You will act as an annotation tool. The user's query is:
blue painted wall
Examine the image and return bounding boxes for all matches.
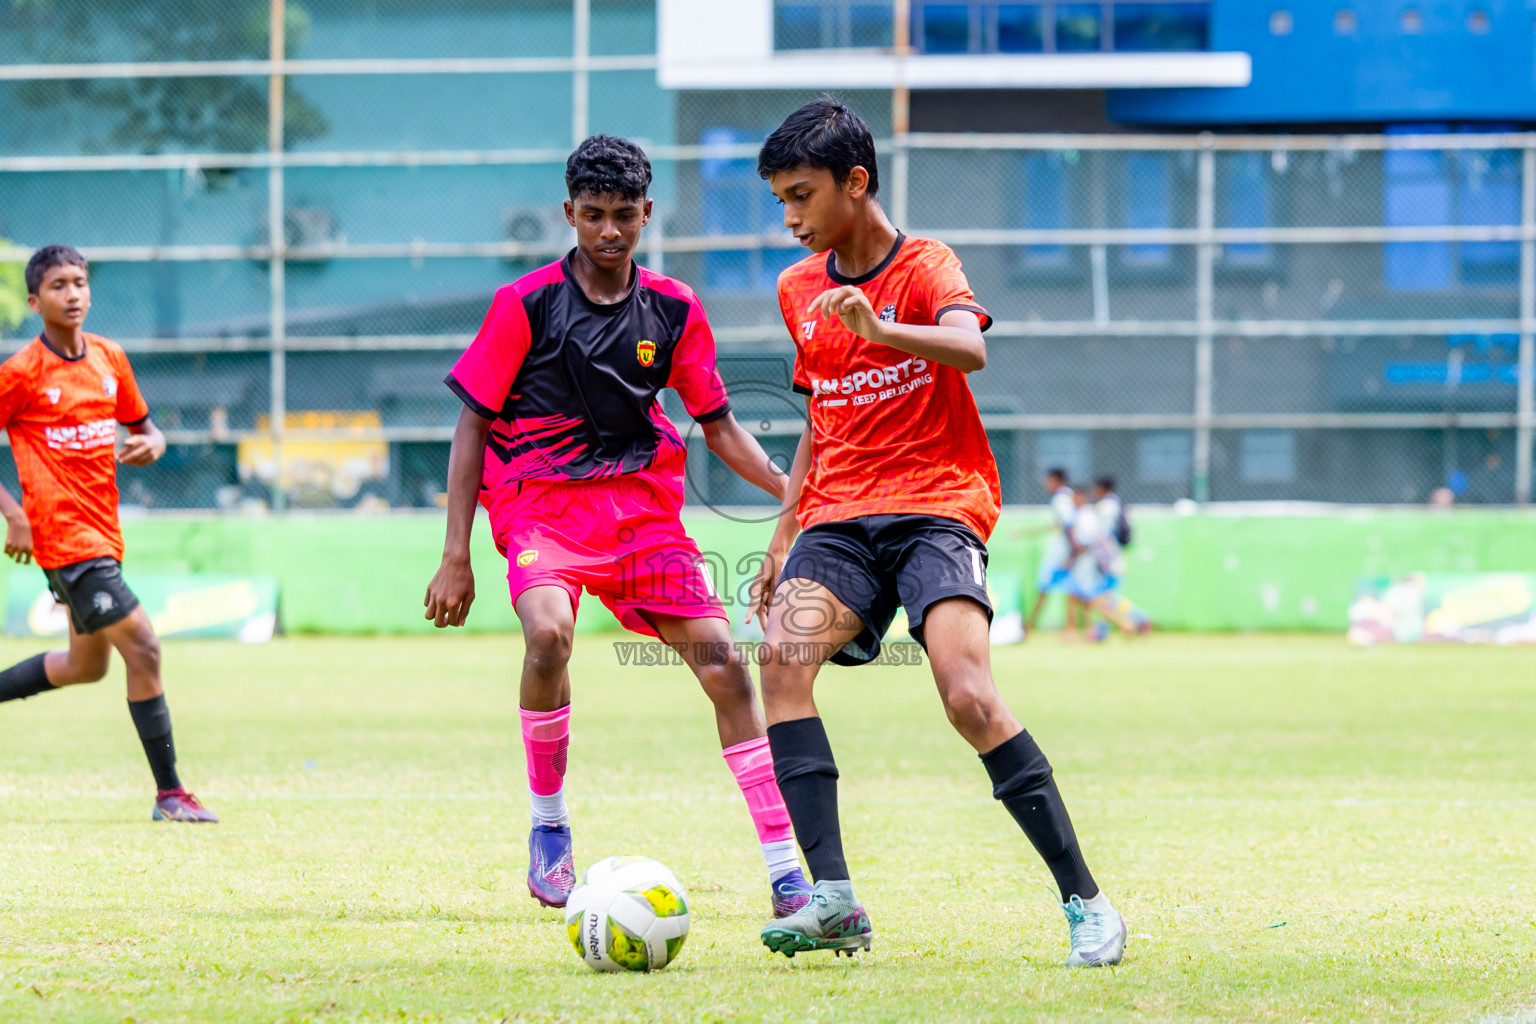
[1109,0,1536,125]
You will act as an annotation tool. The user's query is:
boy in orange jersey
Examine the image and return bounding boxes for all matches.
[0,245,217,823]
[748,100,1122,964]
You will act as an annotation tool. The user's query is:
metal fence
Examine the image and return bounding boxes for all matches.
[1,1,1532,510]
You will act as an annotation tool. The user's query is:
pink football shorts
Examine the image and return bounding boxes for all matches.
[491,474,726,638]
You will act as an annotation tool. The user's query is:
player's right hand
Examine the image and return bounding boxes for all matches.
[746,547,785,632]
[424,554,475,628]
[3,515,33,565]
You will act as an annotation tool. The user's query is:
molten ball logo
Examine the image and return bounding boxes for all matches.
[636,339,656,367]
[517,550,539,567]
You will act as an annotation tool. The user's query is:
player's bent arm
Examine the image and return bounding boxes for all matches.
[0,482,33,565]
[810,288,986,372]
[700,412,788,502]
[871,309,987,373]
[425,406,491,628]
[117,417,166,467]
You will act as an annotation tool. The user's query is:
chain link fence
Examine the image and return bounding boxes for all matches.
[2,1,1532,511]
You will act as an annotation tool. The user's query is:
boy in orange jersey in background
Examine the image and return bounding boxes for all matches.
[0,245,217,823]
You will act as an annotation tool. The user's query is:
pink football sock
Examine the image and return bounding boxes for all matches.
[521,705,571,826]
[723,736,794,846]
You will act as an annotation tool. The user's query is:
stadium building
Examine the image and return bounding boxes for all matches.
[2,1,1533,509]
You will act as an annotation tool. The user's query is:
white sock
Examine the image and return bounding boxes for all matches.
[762,840,800,883]
[530,787,569,828]
[1081,890,1114,913]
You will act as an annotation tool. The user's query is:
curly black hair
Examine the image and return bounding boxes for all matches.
[757,97,879,196]
[25,244,88,294]
[565,134,652,202]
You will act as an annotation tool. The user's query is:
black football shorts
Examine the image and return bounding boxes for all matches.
[779,513,993,666]
[43,557,141,635]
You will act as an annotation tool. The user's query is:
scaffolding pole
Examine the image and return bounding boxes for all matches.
[1192,140,1216,503]
[573,0,591,146]
[1519,143,1536,504]
[268,0,287,512]
[889,0,911,231]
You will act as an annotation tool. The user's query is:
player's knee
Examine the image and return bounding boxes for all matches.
[940,679,1002,736]
[523,621,573,669]
[695,659,752,708]
[63,648,111,685]
[118,629,160,677]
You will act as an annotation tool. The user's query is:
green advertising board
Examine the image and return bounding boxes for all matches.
[4,570,280,642]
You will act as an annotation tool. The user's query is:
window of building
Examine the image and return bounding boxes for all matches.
[996,4,1046,51]
[1221,151,1273,268]
[1020,152,1071,268]
[1136,431,1191,484]
[911,2,1209,54]
[1384,125,1520,293]
[700,127,799,292]
[1239,430,1296,483]
[1055,3,1103,49]
[1459,148,1520,285]
[1036,430,1092,483]
[1112,2,1210,51]
[1123,152,1171,268]
[774,1,893,50]
[919,3,974,51]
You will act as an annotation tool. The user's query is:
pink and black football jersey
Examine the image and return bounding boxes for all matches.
[446,253,730,500]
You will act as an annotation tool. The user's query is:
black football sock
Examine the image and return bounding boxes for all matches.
[767,717,850,882]
[0,654,54,703]
[128,695,182,792]
[981,729,1099,902]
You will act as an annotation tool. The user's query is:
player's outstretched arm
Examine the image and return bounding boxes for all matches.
[701,412,787,502]
[808,286,986,372]
[424,405,491,628]
[0,483,33,564]
[747,413,812,630]
[117,417,166,466]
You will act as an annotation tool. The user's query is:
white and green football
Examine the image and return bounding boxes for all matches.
[564,855,690,972]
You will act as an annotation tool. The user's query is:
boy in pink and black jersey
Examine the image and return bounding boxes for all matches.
[424,135,809,916]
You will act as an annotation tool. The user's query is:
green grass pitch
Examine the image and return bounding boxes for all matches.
[0,633,1532,1023]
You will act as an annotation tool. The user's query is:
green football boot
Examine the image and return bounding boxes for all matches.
[760,879,873,958]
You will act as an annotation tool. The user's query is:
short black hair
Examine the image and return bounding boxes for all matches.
[26,244,87,294]
[565,134,651,202]
[1095,475,1117,492]
[1045,467,1068,484]
[757,97,879,196]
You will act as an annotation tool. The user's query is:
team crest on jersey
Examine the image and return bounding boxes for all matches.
[636,339,656,367]
[44,388,61,405]
[801,320,816,341]
[101,375,118,398]
[516,549,539,567]
[878,303,897,323]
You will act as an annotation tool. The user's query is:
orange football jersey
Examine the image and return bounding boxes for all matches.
[0,333,149,568]
[778,234,1002,541]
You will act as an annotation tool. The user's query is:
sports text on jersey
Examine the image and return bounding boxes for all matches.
[44,417,117,450]
[809,357,934,407]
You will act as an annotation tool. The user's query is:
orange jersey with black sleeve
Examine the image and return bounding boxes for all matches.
[778,234,1002,541]
[0,334,150,568]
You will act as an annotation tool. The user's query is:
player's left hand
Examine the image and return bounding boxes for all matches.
[808,285,883,342]
[117,432,164,466]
